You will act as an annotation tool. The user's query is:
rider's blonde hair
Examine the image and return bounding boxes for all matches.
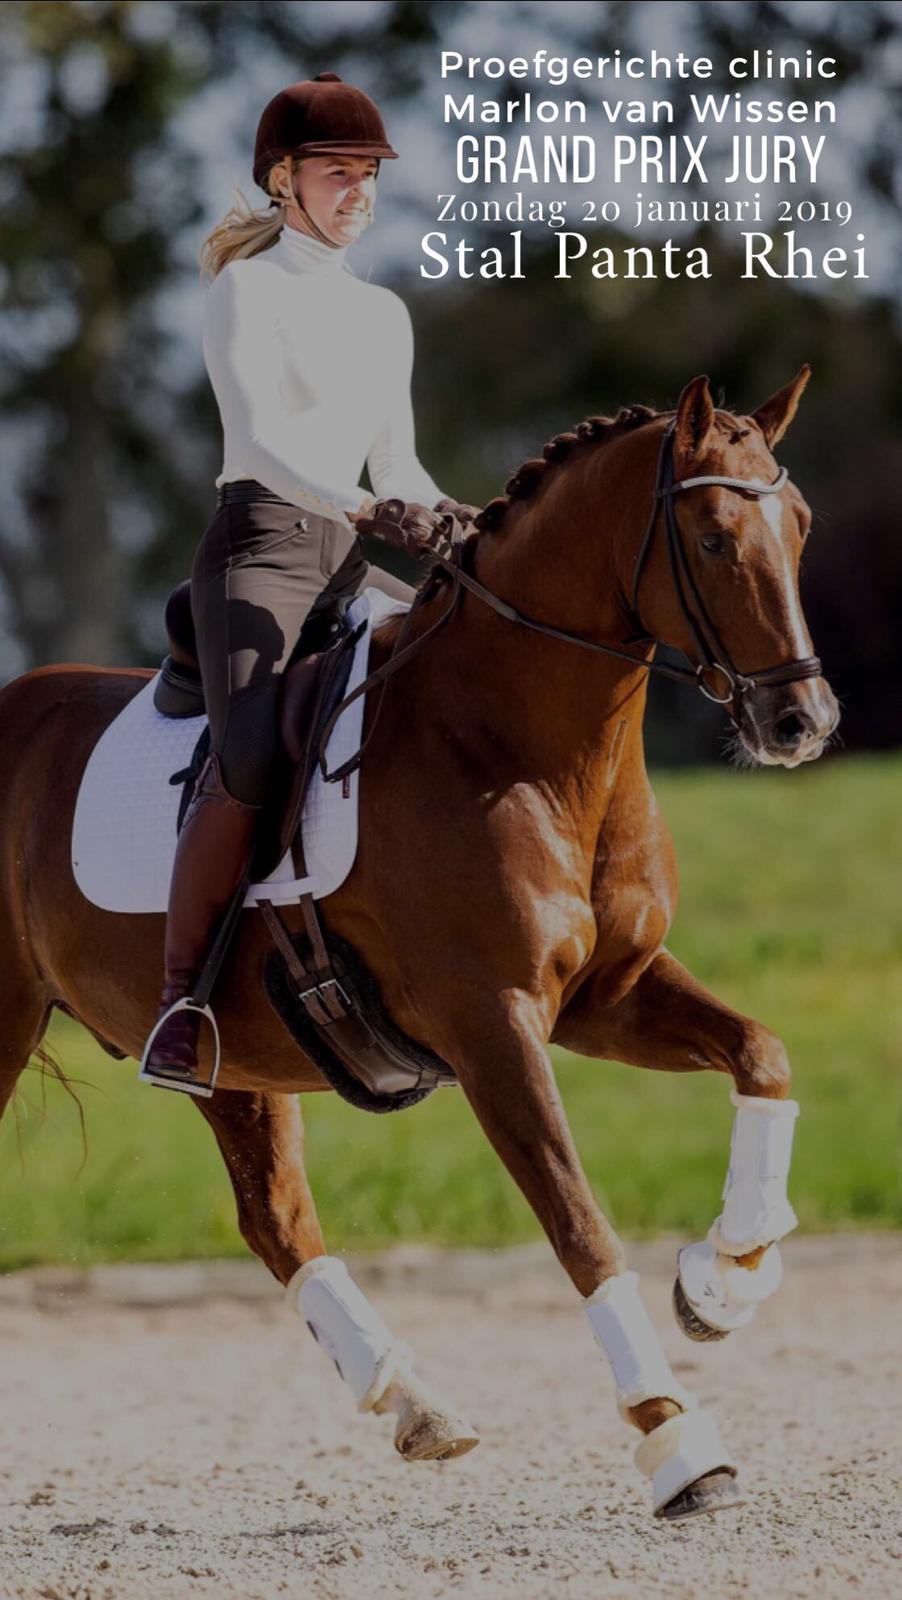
[199,155,332,281]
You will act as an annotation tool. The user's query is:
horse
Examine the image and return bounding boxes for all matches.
[0,370,838,1521]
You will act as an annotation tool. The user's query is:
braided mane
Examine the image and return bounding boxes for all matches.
[473,404,661,534]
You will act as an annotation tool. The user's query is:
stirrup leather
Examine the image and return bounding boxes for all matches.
[138,994,222,1099]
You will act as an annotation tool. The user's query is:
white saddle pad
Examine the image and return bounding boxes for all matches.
[72,588,405,914]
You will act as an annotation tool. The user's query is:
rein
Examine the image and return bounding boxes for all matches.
[319,425,821,783]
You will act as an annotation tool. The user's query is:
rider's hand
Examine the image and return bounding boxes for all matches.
[433,497,480,530]
[355,498,459,560]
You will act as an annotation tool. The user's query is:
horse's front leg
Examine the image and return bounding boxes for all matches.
[195,1088,477,1462]
[555,948,800,1341]
[440,993,740,1520]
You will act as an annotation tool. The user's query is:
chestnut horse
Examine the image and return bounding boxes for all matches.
[0,373,837,1520]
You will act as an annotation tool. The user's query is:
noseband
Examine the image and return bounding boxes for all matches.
[627,423,821,705]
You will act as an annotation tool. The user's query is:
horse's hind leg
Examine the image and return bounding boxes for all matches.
[195,1089,478,1462]
[555,947,799,1341]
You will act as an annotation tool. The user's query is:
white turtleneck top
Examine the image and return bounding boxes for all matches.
[202,227,444,522]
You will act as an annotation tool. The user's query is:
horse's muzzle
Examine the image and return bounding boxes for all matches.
[736,677,840,768]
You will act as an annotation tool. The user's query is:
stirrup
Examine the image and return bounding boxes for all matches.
[138,995,221,1099]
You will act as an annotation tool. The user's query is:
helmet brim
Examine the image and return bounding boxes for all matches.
[294,141,399,160]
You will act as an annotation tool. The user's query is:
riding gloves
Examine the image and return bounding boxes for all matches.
[355,497,477,561]
[433,496,481,530]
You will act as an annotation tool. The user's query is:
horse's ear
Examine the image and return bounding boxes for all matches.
[751,364,811,448]
[673,375,715,461]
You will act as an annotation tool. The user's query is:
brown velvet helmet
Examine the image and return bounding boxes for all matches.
[253,72,398,191]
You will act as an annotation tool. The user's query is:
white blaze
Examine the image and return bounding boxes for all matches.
[759,493,833,731]
[759,493,810,659]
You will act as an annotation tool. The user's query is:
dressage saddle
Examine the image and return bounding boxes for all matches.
[150,578,455,1112]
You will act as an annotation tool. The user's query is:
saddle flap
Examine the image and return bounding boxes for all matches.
[248,625,360,884]
[279,655,327,765]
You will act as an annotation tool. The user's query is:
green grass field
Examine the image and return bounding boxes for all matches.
[1,753,899,1270]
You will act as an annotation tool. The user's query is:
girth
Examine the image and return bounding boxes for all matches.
[258,896,456,1112]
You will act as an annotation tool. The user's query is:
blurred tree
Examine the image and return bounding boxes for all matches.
[0,0,899,763]
[0,0,458,666]
[0,0,207,663]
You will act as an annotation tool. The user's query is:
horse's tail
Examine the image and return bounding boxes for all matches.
[19,1026,89,1169]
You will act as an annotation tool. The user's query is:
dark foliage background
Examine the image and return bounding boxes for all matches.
[1,0,899,762]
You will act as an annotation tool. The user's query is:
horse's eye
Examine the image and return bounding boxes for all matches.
[700,531,727,556]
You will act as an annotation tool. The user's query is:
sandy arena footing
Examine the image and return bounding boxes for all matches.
[0,1235,899,1599]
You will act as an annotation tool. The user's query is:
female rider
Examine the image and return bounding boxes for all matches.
[142,74,476,1089]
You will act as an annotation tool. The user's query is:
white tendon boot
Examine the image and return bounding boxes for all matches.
[585,1271,740,1519]
[288,1256,479,1462]
[676,1091,799,1338]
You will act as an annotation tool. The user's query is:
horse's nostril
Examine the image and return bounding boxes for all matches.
[773,711,812,746]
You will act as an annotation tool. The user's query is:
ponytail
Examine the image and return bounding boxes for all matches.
[199,181,284,282]
[199,154,351,280]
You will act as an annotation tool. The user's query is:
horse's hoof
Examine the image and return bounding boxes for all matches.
[377,1367,480,1462]
[672,1276,730,1342]
[656,1468,743,1522]
[394,1408,480,1462]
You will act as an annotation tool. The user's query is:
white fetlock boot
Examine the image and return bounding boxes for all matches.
[635,1410,742,1521]
[288,1256,479,1462]
[675,1092,799,1340]
[585,1271,741,1521]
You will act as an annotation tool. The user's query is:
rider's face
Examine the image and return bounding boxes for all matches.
[293,154,378,245]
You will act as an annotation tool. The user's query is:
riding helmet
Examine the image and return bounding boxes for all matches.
[253,72,398,191]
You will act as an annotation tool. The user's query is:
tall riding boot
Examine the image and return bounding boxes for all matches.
[142,752,259,1091]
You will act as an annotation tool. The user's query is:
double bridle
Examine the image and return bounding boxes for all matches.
[319,424,822,784]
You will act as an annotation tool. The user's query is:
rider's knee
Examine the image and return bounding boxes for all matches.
[216,695,280,809]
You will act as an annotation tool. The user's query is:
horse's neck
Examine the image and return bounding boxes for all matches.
[439,464,653,808]
[474,460,632,649]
